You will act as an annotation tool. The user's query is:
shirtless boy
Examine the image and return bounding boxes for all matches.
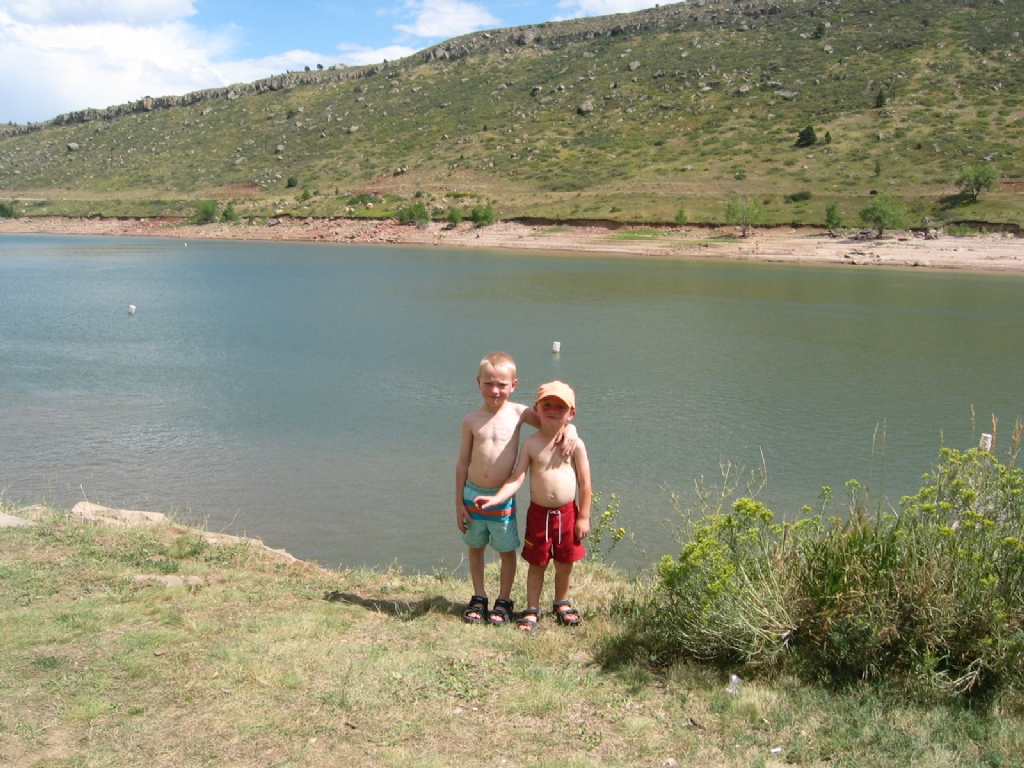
[456,353,575,626]
[473,380,591,632]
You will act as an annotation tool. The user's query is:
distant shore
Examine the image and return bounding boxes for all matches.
[3,216,1023,272]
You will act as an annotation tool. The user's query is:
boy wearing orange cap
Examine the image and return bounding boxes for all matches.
[474,380,592,631]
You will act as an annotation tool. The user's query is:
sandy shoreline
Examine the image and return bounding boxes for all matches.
[2,216,1023,272]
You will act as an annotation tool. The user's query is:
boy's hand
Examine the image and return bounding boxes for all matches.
[473,495,497,510]
[456,504,472,533]
[575,516,590,541]
[556,423,579,457]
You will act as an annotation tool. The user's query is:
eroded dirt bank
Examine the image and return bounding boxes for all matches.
[2,216,1022,272]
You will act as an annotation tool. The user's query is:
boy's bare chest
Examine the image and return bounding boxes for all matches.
[534,445,573,473]
[473,415,520,447]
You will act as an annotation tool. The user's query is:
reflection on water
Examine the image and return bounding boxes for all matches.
[2,234,1022,571]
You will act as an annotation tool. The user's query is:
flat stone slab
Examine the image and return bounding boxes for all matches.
[69,501,303,564]
[70,501,168,526]
[0,512,37,527]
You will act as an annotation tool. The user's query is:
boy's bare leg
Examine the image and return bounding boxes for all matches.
[497,550,517,602]
[524,563,547,612]
[468,546,487,598]
[553,560,574,604]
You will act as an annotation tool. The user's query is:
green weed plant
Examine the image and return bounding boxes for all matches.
[620,445,1024,701]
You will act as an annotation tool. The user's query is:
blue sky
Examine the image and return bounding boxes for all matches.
[0,0,660,124]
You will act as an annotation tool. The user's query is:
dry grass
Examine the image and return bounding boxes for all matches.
[2,504,1022,767]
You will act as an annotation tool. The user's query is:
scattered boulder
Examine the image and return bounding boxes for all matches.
[577,99,595,115]
[67,142,79,152]
[0,512,37,527]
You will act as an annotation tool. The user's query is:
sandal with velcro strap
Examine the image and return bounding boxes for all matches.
[462,595,488,624]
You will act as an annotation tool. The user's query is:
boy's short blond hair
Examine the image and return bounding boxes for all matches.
[479,351,517,379]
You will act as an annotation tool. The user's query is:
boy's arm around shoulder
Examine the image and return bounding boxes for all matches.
[572,439,592,540]
[455,416,474,533]
[519,404,578,457]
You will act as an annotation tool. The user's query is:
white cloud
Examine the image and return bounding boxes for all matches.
[0,0,195,25]
[0,10,331,123]
[555,0,661,20]
[395,0,499,39]
[336,43,418,67]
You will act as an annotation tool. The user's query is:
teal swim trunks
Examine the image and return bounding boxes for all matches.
[462,480,519,553]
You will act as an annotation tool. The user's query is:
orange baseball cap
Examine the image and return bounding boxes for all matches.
[536,380,576,410]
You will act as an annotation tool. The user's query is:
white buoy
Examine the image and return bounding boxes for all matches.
[980,433,993,452]
[128,305,136,314]
[552,341,561,353]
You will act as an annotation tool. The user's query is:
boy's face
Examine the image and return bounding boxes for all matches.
[477,364,517,409]
[535,395,575,427]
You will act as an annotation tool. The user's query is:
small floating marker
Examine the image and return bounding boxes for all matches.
[552,341,561,353]
[184,242,188,247]
[128,305,136,315]
[980,433,994,452]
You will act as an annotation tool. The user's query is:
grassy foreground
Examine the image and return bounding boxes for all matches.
[2,503,1022,768]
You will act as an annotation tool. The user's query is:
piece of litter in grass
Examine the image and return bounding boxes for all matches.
[771,748,783,754]
[726,674,741,694]
[452,708,463,715]
[153,649,166,657]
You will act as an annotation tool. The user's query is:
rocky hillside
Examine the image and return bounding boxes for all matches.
[0,0,1021,226]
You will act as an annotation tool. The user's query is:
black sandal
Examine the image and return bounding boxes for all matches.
[553,600,582,627]
[463,595,488,624]
[516,608,540,632]
[488,598,514,626]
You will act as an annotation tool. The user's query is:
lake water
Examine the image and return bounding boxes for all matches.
[2,234,1022,571]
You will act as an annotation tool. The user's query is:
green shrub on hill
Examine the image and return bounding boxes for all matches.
[859,193,907,236]
[825,201,842,230]
[956,164,999,202]
[471,203,495,226]
[193,200,218,224]
[396,200,431,226]
[725,196,765,236]
[795,126,817,148]
[0,200,15,218]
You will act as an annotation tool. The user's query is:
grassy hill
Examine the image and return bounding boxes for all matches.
[1,0,1022,227]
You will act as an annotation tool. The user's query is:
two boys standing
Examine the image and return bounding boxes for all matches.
[455,352,591,632]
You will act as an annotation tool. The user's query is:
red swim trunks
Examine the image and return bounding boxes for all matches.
[521,500,586,567]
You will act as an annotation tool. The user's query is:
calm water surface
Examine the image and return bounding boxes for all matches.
[2,234,1022,571]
